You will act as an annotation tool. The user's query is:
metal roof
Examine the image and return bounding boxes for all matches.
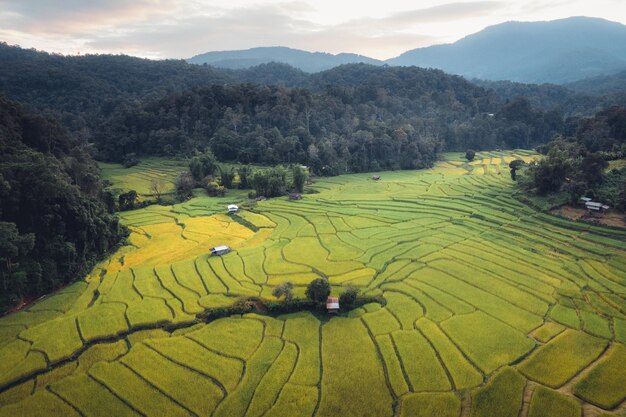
[326,296,340,309]
[211,246,230,251]
[584,202,609,210]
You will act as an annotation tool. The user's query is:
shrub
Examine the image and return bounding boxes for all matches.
[465,149,476,161]
[118,190,138,211]
[218,166,235,189]
[339,286,359,309]
[175,171,194,199]
[292,165,308,193]
[272,282,294,302]
[189,149,218,181]
[250,167,288,197]
[205,181,226,197]
[305,278,331,303]
[122,153,139,168]
[509,159,525,180]
[238,165,252,189]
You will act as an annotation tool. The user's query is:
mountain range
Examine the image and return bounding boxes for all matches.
[188,17,626,84]
[188,46,382,73]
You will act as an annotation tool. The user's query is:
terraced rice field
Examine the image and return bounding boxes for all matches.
[2,150,626,417]
[100,157,189,197]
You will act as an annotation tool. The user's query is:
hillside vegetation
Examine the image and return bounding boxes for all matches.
[1,151,625,417]
[0,43,584,174]
[0,98,126,311]
[519,106,626,209]
[93,65,567,172]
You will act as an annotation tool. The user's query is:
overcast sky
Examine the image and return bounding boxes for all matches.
[1,0,625,60]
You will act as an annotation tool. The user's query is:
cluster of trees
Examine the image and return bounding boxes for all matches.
[0,98,126,312]
[173,149,309,200]
[519,107,626,209]
[272,278,361,310]
[248,165,308,197]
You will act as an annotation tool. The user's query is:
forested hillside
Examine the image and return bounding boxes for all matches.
[93,64,570,173]
[0,98,126,311]
[0,42,231,120]
[521,106,626,208]
[3,42,625,176]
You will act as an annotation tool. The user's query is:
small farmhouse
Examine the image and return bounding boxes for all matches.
[210,246,231,256]
[585,201,610,212]
[289,193,302,200]
[326,296,340,314]
[227,204,238,213]
[372,175,381,181]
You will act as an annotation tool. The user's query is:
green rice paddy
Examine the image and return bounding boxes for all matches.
[2,150,626,417]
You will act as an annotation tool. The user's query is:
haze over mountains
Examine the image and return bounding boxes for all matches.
[188,47,383,73]
[189,17,626,84]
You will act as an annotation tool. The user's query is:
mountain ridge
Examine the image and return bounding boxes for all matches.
[388,16,626,84]
[188,46,383,73]
[187,17,626,84]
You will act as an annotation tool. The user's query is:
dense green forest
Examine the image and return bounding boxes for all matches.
[92,66,568,174]
[4,42,624,175]
[520,106,626,208]
[0,98,126,311]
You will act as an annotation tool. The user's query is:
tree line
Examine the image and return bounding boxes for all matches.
[0,98,127,312]
[175,150,308,201]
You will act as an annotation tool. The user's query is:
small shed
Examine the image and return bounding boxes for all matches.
[227,204,238,213]
[256,196,267,201]
[326,296,340,314]
[580,197,592,203]
[585,201,610,212]
[371,175,381,181]
[289,193,302,200]
[210,246,231,256]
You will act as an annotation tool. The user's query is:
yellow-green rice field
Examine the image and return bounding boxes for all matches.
[2,150,626,417]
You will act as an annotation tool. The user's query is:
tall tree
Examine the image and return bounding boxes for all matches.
[292,165,308,193]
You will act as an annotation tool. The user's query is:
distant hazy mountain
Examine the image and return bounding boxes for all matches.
[387,17,626,84]
[564,69,626,95]
[188,46,382,73]
[225,62,309,87]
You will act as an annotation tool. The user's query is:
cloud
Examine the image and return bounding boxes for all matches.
[0,0,180,34]
[377,2,504,26]
[3,0,622,60]
[80,2,469,59]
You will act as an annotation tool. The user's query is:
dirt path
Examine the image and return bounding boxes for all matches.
[550,206,626,229]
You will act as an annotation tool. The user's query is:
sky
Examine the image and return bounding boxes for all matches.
[1,0,626,60]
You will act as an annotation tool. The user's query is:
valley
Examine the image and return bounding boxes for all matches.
[2,150,626,417]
